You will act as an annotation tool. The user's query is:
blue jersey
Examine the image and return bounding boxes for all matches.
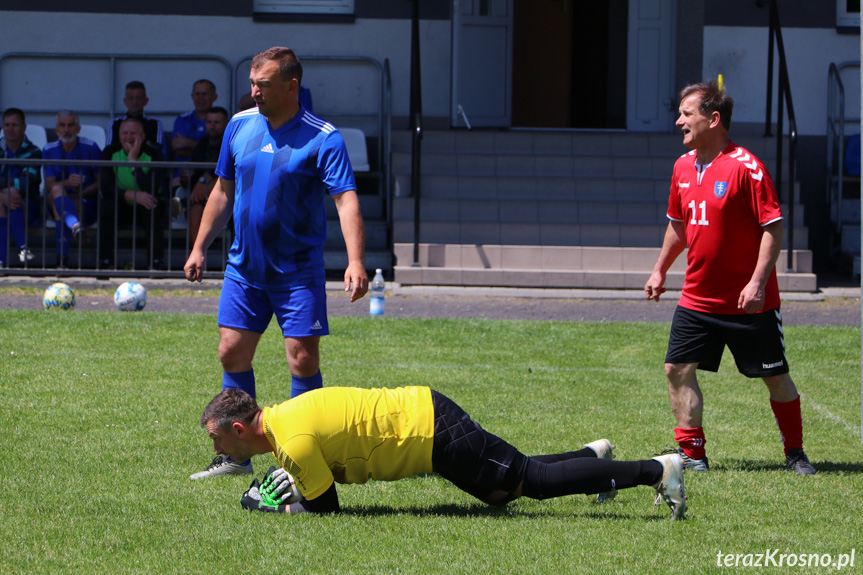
[0,137,41,193]
[43,137,102,186]
[216,107,356,290]
[173,110,206,142]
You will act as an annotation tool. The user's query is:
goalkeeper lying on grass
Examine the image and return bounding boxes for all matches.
[200,387,687,519]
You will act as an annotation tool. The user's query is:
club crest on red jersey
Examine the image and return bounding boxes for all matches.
[714,181,728,198]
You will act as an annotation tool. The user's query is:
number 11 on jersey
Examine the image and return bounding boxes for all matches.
[689,200,709,226]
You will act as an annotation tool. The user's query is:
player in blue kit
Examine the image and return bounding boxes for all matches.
[184,46,368,480]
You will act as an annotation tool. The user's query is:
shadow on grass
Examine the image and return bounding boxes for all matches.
[715,459,863,474]
[339,503,656,521]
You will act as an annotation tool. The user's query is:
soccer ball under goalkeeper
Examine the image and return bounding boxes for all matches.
[114,281,147,312]
[43,282,76,310]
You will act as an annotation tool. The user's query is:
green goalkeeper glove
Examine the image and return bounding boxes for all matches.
[240,478,284,513]
[260,466,303,506]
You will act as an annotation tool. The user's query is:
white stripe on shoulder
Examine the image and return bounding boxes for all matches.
[233,108,260,120]
[43,140,62,151]
[78,137,96,146]
[301,111,335,134]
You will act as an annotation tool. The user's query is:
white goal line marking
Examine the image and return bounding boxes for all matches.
[801,393,861,436]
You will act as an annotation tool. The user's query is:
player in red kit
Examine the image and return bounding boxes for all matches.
[644,79,816,475]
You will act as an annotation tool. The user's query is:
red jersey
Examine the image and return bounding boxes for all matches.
[667,141,783,314]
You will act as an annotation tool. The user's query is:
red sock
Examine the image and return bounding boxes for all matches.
[770,396,803,455]
[674,427,706,460]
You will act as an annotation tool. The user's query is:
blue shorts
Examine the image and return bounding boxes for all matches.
[217,277,329,338]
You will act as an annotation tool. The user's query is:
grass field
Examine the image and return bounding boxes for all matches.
[1,307,861,574]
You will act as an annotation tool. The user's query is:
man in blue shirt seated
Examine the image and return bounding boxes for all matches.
[0,107,41,266]
[43,110,101,268]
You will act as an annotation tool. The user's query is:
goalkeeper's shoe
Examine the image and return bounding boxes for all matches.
[584,439,618,503]
[656,446,709,472]
[651,452,687,520]
[190,455,253,481]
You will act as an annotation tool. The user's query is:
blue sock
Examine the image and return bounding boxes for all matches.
[0,217,7,264]
[10,207,25,248]
[54,197,79,230]
[291,371,323,398]
[222,369,256,398]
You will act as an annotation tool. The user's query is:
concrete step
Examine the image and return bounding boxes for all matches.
[392,244,817,293]
[393,221,809,250]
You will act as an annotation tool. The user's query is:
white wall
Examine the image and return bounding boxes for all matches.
[703,26,860,136]
[0,11,452,131]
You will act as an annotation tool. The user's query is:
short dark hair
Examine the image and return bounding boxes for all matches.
[201,388,261,431]
[679,79,734,131]
[2,107,26,123]
[207,106,229,119]
[125,80,146,92]
[252,46,303,85]
[193,79,216,93]
[119,115,146,132]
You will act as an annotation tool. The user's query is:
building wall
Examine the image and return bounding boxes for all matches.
[0,9,452,129]
[1,6,856,138]
[702,26,859,136]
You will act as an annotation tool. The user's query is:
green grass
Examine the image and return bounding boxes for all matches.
[1,309,860,574]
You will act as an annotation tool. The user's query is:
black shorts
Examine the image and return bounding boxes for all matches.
[430,390,527,503]
[666,306,790,377]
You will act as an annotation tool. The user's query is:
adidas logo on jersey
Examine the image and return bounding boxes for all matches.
[310,320,323,330]
[261,143,274,153]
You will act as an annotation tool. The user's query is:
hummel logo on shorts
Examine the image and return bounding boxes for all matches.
[311,320,322,330]
[261,143,274,153]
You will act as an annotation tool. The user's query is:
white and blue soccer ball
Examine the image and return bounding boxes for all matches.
[43,282,76,311]
[114,281,147,312]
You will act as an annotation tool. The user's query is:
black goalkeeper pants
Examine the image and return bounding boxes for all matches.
[430,390,663,503]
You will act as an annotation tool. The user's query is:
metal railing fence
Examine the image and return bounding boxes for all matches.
[0,157,227,279]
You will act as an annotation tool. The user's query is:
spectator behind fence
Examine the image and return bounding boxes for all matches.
[185,106,228,247]
[169,80,219,226]
[0,107,41,267]
[98,116,168,270]
[43,110,102,268]
[106,81,165,153]
[172,80,218,161]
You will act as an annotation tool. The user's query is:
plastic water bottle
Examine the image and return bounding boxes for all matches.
[369,268,385,316]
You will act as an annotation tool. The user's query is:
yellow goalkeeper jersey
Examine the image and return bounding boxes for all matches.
[261,386,435,500]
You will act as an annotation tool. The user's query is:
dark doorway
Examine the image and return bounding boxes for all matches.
[512,0,628,129]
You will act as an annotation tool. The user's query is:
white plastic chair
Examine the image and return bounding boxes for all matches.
[340,127,370,173]
[78,124,107,150]
[24,124,48,149]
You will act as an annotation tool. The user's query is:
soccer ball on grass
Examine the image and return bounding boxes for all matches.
[43,283,76,311]
[114,281,147,312]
